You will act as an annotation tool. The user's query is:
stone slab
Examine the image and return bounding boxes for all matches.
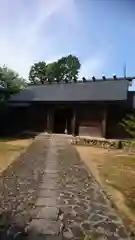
[46,161,57,168]
[29,219,61,235]
[40,178,58,186]
[40,182,58,190]
[36,206,60,220]
[39,189,57,198]
[43,173,58,179]
[44,170,59,174]
[36,197,57,207]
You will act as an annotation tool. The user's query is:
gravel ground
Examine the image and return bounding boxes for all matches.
[0,136,50,239]
[56,144,131,239]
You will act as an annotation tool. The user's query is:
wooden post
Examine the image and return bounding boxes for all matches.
[50,110,53,134]
[72,110,76,136]
[47,110,50,133]
[64,119,68,134]
[47,109,53,133]
[102,108,107,138]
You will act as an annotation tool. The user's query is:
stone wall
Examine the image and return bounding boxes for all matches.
[71,137,134,150]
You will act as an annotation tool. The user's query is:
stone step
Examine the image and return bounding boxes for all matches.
[36,207,60,221]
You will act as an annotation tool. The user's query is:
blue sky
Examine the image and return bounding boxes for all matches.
[0,0,135,82]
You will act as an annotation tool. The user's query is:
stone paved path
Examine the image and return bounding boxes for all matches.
[27,135,130,239]
[0,134,131,239]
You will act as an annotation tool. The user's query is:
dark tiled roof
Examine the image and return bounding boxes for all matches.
[9,80,129,102]
[8,102,31,107]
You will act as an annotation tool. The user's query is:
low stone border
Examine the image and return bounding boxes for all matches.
[71,137,134,150]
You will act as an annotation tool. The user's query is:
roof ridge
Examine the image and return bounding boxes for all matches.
[27,76,134,86]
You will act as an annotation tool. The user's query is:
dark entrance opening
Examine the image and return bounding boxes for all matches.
[53,107,72,134]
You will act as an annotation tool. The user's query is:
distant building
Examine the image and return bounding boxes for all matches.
[7,77,135,138]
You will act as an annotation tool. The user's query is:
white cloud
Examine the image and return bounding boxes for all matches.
[0,0,112,80]
[0,0,77,79]
[79,54,107,79]
[79,42,115,79]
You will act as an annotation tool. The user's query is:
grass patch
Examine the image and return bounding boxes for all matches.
[0,139,32,173]
[101,155,135,210]
[76,146,135,233]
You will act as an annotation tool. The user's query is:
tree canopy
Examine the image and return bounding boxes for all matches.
[29,61,47,84]
[29,55,81,84]
[0,65,26,99]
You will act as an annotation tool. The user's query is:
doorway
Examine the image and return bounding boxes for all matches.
[53,107,72,134]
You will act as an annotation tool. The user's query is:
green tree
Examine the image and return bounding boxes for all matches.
[57,55,81,83]
[120,112,135,138]
[0,65,26,97]
[0,66,27,128]
[29,61,47,84]
[46,62,61,83]
[29,55,81,84]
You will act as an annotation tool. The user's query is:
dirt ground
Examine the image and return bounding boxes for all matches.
[0,139,32,173]
[76,146,135,234]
